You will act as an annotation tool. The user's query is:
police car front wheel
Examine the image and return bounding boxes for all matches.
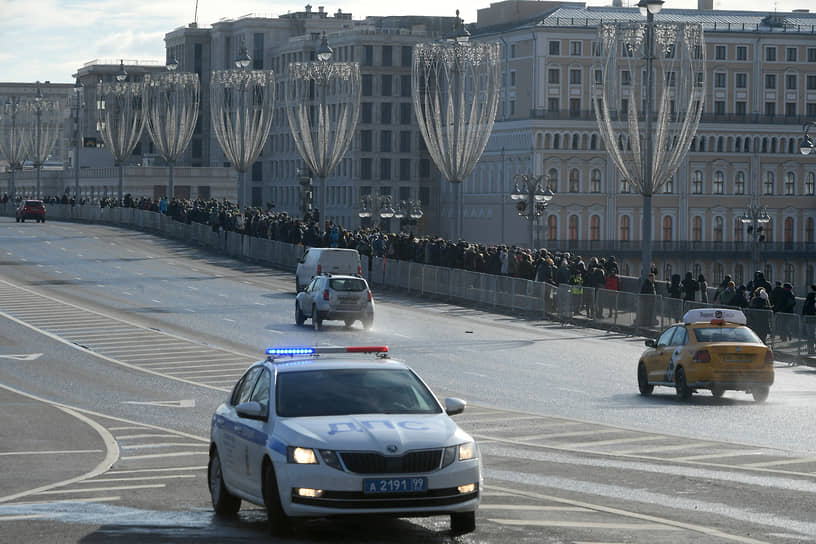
[262,461,290,534]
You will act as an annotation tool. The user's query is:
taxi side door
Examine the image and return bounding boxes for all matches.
[664,326,689,383]
[647,326,680,383]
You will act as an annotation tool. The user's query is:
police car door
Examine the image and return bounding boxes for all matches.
[223,366,264,494]
[242,368,272,499]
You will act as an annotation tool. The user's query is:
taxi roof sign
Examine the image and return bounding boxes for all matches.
[682,308,746,325]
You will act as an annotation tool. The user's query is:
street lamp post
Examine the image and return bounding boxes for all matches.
[740,203,771,276]
[25,82,62,199]
[393,199,424,234]
[73,77,84,203]
[0,96,28,200]
[593,0,705,287]
[800,121,815,156]
[358,192,396,228]
[297,168,313,219]
[510,174,554,250]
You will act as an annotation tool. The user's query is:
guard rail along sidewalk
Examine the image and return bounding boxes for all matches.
[4,203,814,365]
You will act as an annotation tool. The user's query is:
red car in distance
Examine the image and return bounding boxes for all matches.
[15,199,46,223]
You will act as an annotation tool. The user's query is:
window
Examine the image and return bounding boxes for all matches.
[361,102,372,124]
[696,72,704,87]
[591,169,601,193]
[362,74,373,96]
[381,75,392,96]
[735,101,747,116]
[399,103,411,124]
[736,73,747,88]
[510,44,517,58]
[714,216,724,242]
[766,46,777,62]
[401,46,412,67]
[568,215,579,241]
[734,218,744,242]
[382,45,392,66]
[786,47,797,62]
[621,70,631,86]
[808,75,816,90]
[666,71,676,87]
[547,215,557,241]
[785,172,795,195]
[664,176,673,193]
[807,172,815,195]
[510,71,516,87]
[360,158,372,180]
[399,130,411,153]
[380,158,391,180]
[569,169,580,192]
[591,41,602,56]
[809,103,816,118]
[590,215,600,241]
[714,171,724,194]
[764,171,775,194]
[251,161,263,182]
[810,48,816,62]
[663,216,673,241]
[692,216,702,242]
[715,45,726,60]
[765,102,776,116]
[714,73,726,88]
[548,97,559,112]
[693,44,703,59]
[549,40,560,56]
[714,101,725,115]
[570,69,581,85]
[594,70,603,85]
[399,159,410,181]
[620,216,630,241]
[765,74,776,89]
[360,130,372,152]
[786,74,797,90]
[620,177,630,193]
[692,170,703,194]
[548,69,560,84]
[786,102,797,117]
[735,171,745,194]
[570,41,582,56]
[548,168,559,192]
[737,46,748,61]
[380,130,392,152]
[785,217,794,245]
[620,98,628,115]
[806,217,815,243]
[363,45,373,66]
[569,98,581,117]
[381,103,391,124]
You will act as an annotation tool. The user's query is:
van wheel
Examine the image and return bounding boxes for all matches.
[312,306,322,331]
[295,302,305,326]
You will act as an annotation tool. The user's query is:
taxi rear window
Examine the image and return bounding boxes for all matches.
[329,278,366,292]
[693,327,761,344]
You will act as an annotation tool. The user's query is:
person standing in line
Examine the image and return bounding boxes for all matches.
[802,286,816,355]
[698,274,708,303]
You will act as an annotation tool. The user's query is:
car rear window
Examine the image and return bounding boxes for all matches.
[25,201,43,207]
[693,327,761,344]
[329,278,366,292]
[276,368,441,417]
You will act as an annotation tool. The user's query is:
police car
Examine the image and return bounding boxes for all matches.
[638,308,774,402]
[209,346,481,535]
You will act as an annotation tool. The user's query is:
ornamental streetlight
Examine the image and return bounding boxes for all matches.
[393,199,424,233]
[358,192,396,228]
[412,11,502,241]
[510,174,554,250]
[740,203,771,276]
[297,167,314,219]
[286,33,360,226]
[72,77,84,203]
[25,82,62,199]
[592,0,705,288]
[0,96,28,200]
[801,121,815,156]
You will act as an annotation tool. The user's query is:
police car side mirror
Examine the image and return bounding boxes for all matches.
[444,397,466,416]
[236,401,266,421]
[645,339,656,348]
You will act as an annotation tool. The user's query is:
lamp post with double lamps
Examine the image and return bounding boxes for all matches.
[297,168,314,219]
[511,174,554,250]
[25,82,62,199]
[393,199,424,233]
[801,121,816,156]
[72,77,84,203]
[358,192,396,228]
[0,96,28,200]
[740,203,771,276]
[592,0,705,287]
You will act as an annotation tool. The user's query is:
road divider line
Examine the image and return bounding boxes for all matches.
[35,484,165,495]
[0,449,103,457]
[121,451,209,461]
[106,466,205,475]
[743,456,816,468]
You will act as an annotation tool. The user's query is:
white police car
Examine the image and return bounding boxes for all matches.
[208,346,481,535]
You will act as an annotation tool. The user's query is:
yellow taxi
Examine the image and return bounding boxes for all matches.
[638,308,774,402]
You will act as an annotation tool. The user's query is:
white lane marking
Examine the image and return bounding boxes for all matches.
[223,318,236,322]
[115,434,180,440]
[8,496,120,506]
[106,466,205,475]
[187,286,198,290]
[77,254,83,257]
[121,451,209,461]
[479,505,592,512]
[254,302,263,306]
[121,399,195,408]
[0,353,42,361]
[122,292,133,296]
[36,264,44,268]
[0,514,45,521]
[510,428,620,442]
[489,519,681,530]
[91,475,196,483]
[266,329,283,334]
[152,299,161,303]
[136,272,144,276]
[108,426,148,431]
[670,451,767,462]
[218,293,227,297]
[36,484,165,495]
[54,270,61,274]
[184,308,195,313]
[463,371,487,378]
[120,443,206,450]
[743,456,816,468]
[393,333,411,338]
[561,436,667,449]
[614,443,712,456]
[0,449,103,457]
[44,242,51,245]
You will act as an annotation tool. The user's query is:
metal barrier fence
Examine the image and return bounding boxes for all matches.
[3,202,815,360]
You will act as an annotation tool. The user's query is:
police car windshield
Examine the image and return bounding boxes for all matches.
[693,327,762,344]
[276,368,442,417]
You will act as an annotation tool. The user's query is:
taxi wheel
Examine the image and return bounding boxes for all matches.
[312,306,322,331]
[295,302,305,326]
[710,385,725,398]
[344,319,354,328]
[363,315,374,330]
[262,462,290,535]
[638,364,653,396]
[752,386,770,403]
[451,511,476,535]
[208,449,241,516]
[675,367,692,401]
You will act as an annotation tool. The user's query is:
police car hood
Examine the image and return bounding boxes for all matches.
[278,413,467,452]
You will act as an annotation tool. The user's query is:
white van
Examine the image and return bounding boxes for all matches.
[295,248,362,292]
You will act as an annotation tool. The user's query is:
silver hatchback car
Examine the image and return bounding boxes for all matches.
[295,274,374,330]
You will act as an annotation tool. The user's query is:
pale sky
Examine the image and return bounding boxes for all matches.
[0,0,812,84]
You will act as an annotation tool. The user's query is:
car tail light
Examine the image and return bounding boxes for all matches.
[316,264,322,275]
[764,351,774,365]
[367,290,372,301]
[357,265,362,275]
[693,350,711,363]
[323,289,330,300]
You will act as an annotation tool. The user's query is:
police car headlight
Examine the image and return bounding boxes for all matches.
[287,446,318,464]
[458,441,477,461]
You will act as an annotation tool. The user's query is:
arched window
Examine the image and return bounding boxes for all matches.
[590,215,601,241]
[734,217,744,242]
[807,172,815,195]
[591,169,601,193]
[568,215,579,241]
[764,171,775,194]
[714,171,724,194]
[569,169,580,192]
[664,263,672,280]
[713,216,724,242]
[717,137,724,152]
[692,170,703,194]
[692,216,702,241]
[735,171,745,194]
[619,215,630,241]
[806,217,814,244]
[548,168,559,192]
[784,217,794,245]
[547,214,558,241]
[662,216,673,241]
[784,263,795,285]
[785,172,795,195]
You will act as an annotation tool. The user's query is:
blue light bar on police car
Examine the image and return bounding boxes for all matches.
[266,346,388,357]
[266,347,315,356]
